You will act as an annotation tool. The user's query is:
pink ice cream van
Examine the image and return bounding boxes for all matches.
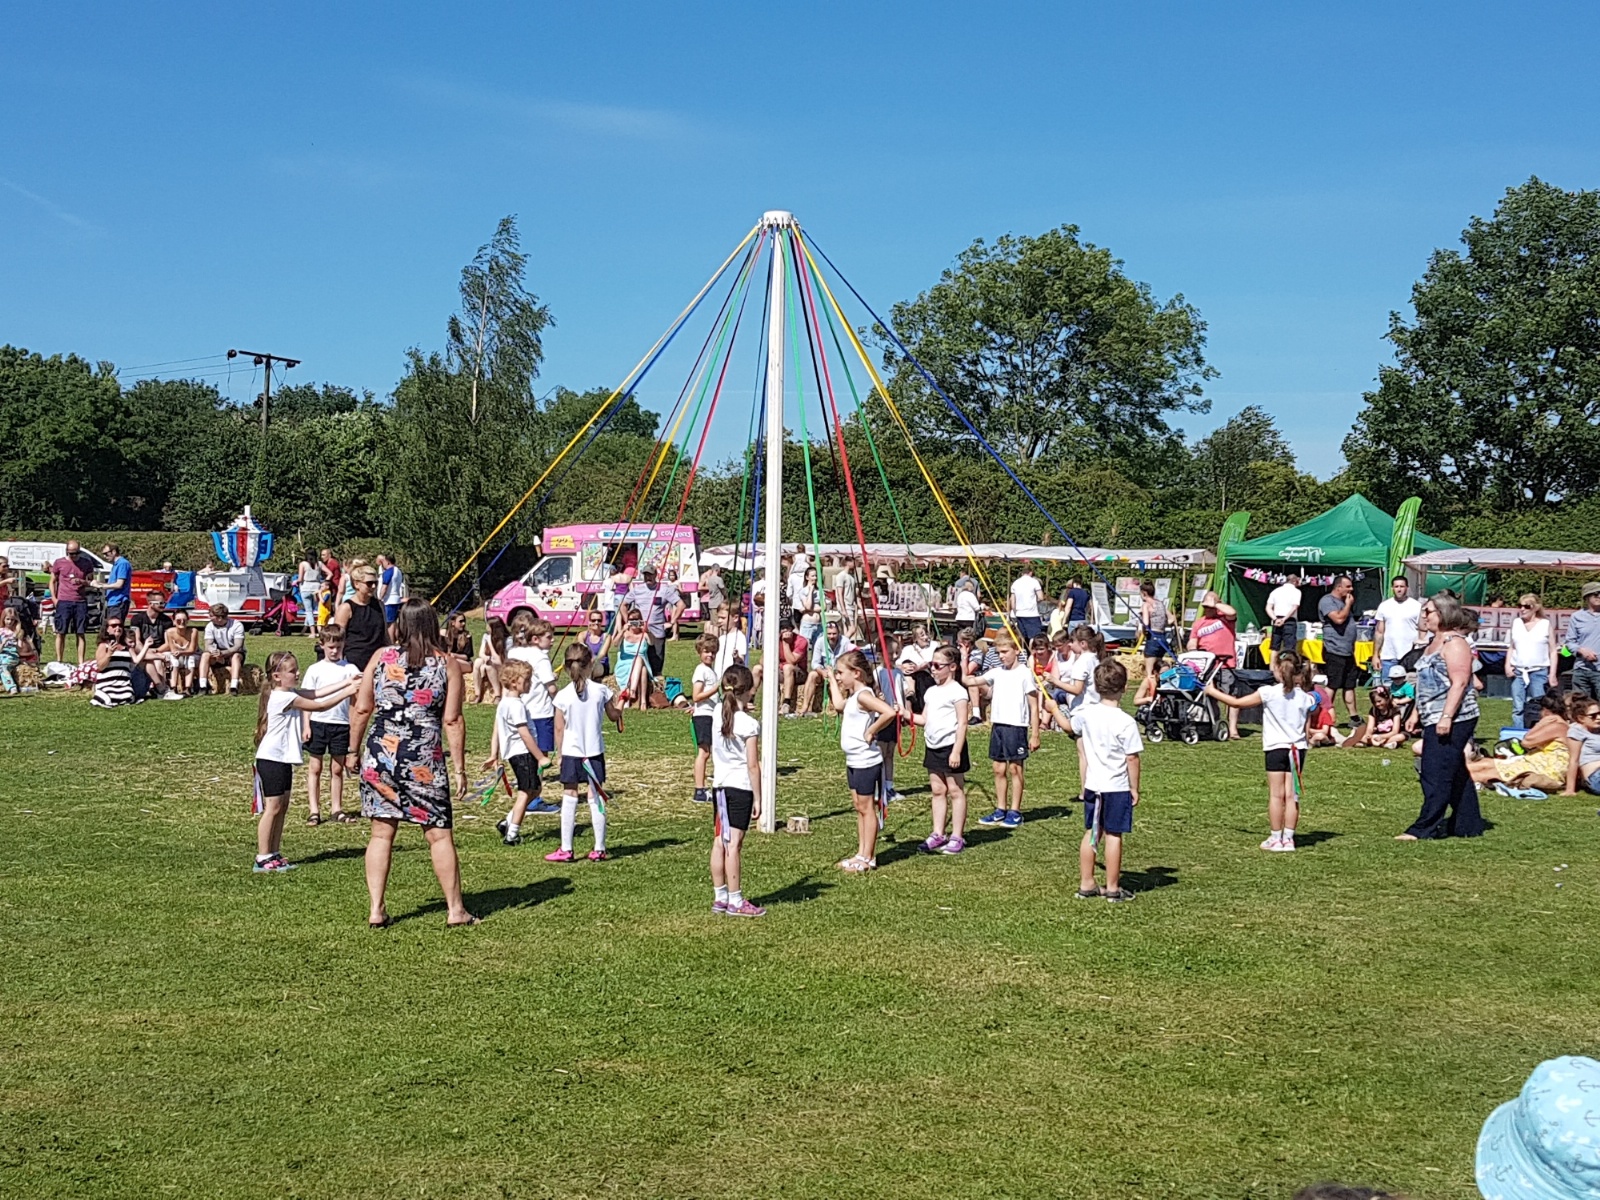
[484,523,702,629]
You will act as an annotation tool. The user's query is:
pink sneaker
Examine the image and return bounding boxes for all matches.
[725,899,766,918]
[1270,837,1296,853]
[712,899,728,915]
[587,849,609,862]
[544,848,574,862]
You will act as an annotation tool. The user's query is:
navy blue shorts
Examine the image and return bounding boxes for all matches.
[53,600,88,635]
[508,753,541,797]
[560,754,605,788]
[527,717,555,755]
[693,714,713,751]
[1083,789,1134,836]
[846,763,882,797]
[384,604,401,624]
[1143,634,1171,661]
[304,722,351,758]
[989,723,1030,763]
[924,741,971,776]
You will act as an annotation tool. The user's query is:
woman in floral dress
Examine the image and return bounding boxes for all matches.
[350,599,475,927]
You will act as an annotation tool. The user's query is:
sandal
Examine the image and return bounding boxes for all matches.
[447,914,481,927]
[839,856,875,873]
[305,813,323,827]
[332,812,359,824]
[1075,886,1102,899]
[368,915,392,929]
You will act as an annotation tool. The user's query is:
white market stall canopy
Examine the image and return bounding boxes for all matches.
[1403,548,1600,574]
[700,542,1215,571]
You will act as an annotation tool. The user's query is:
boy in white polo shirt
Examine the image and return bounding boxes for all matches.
[1071,659,1143,903]
[966,632,1040,829]
[508,617,560,814]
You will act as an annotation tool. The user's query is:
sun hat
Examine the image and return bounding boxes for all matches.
[1583,582,1600,599]
[1476,1055,1600,1199]
[1388,665,1408,679]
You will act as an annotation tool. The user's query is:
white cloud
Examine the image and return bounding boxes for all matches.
[0,176,102,234]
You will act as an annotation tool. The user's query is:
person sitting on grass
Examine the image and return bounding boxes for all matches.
[161,609,201,699]
[1342,687,1407,750]
[199,603,246,695]
[473,614,508,704]
[1305,669,1344,747]
[1073,659,1143,903]
[488,659,553,846]
[1466,692,1586,796]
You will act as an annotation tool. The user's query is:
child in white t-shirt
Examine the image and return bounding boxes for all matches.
[690,633,721,805]
[1069,659,1143,903]
[547,642,623,863]
[300,626,361,825]
[914,645,972,855]
[829,648,898,872]
[1207,650,1318,852]
[507,617,559,767]
[966,633,1040,830]
[486,659,553,845]
[709,664,765,917]
[253,649,361,873]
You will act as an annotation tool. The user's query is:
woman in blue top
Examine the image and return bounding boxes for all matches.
[1398,595,1483,840]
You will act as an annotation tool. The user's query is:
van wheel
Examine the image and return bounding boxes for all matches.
[509,608,533,627]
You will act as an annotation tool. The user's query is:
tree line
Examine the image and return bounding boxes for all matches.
[3,178,1596,598]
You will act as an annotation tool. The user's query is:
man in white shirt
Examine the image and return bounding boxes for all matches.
[1265,577,1303,655]
[1008,564,1045,644]
[1373,576,1423,677]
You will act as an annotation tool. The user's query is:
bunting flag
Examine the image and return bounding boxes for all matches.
[1232,565,1367,587]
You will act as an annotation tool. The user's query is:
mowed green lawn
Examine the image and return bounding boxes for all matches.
[2,635,1596,1199]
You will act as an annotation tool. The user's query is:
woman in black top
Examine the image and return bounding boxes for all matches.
[336,567,389,671]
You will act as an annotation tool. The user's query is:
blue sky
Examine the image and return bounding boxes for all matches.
[4,1,1597,477]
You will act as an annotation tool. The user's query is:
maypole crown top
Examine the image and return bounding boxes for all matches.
[760,210,796,228]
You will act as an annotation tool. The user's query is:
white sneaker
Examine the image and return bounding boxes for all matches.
[1271,837,1297,852]
[1259,834,1282,851]
[162,690,185,701]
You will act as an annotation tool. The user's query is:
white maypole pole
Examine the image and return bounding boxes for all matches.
[758,210,792,832]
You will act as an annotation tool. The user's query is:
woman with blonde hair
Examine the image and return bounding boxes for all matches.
[1506,593,1558,728]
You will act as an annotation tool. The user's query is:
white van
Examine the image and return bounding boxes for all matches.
[0,541,111,576]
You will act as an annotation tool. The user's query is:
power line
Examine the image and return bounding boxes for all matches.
[116,353,231,373]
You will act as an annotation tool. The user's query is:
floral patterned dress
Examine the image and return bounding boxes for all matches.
[360,648,452,828]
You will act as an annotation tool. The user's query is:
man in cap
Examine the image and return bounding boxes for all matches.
[1563,582,1600,699]
[624,562,683,678]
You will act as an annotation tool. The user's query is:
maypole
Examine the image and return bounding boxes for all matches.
[759,210,792,832]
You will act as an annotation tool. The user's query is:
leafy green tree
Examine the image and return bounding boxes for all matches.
[1186,404,1296,513]
[1345,177,1600,518]
[382,217,555,598]
[876,226,1214,470]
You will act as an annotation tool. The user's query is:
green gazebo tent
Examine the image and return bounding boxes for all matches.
[1220,494,1479,627]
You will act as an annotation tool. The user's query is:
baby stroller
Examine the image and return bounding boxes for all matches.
[1139,650,1229,744]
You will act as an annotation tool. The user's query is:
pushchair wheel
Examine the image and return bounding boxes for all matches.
[1145,723,1165,743]
[1181,725,1201,745]
[1215,726,1231,743]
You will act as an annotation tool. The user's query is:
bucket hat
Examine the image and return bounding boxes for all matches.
[1477,1055,1600,1199]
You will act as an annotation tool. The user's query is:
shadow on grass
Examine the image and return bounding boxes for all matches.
[297,846,368,867]
[1029,804,1077,822]
[1292,829,1342,848]
[754,874,836,906]
[606,836,688,861]
[1118,865,1179,892]
[399,876,575,923]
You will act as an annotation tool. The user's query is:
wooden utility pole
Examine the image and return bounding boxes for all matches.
[227,348,301,437]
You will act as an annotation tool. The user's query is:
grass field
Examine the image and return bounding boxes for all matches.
[2,634,1596,1199]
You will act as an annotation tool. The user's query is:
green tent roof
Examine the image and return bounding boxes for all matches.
[1225,493,1456,567]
